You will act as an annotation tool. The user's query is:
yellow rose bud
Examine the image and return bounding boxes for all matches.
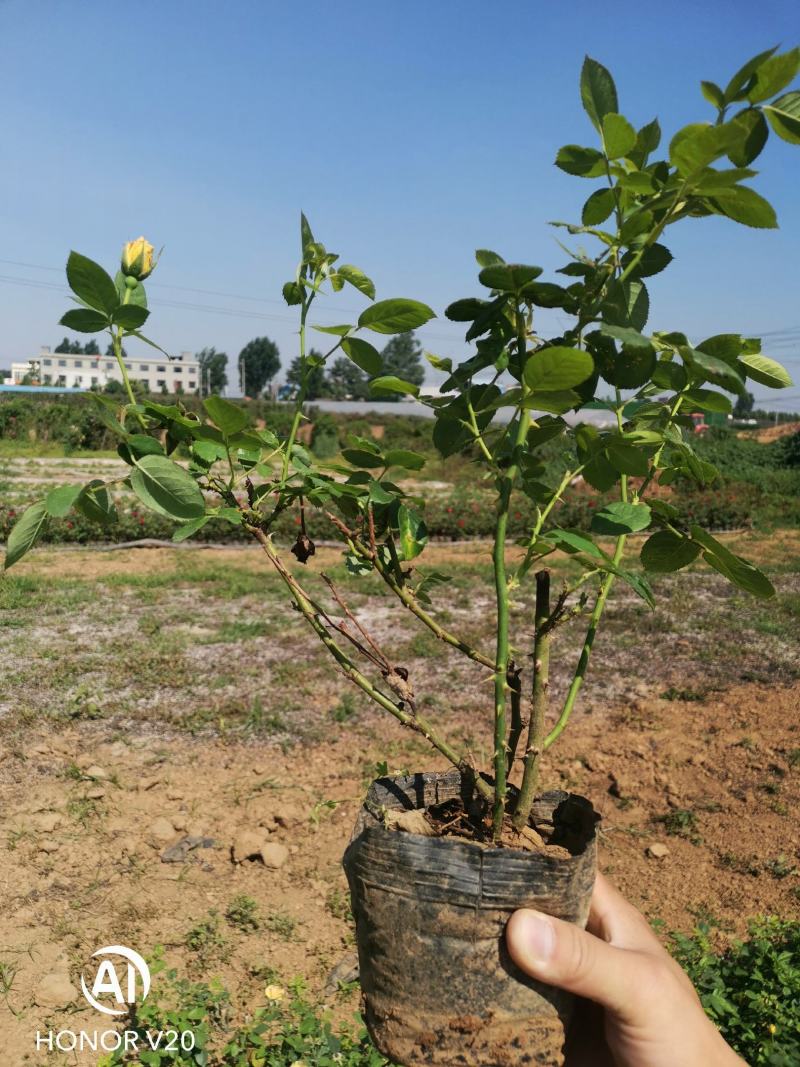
[264,983,285,1001]
[121,236,156,280]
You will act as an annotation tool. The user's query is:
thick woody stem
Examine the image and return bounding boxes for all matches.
[513,569,551,829]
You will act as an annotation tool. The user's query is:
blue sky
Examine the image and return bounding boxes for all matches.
[1,0,798,405]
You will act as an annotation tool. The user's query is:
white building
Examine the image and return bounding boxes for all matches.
[11,346,200,394]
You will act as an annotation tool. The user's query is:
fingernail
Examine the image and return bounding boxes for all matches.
[516,910,556,962]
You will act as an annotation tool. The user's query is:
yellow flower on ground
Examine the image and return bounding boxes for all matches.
[264,983,285,1001]
[121,236,156,280]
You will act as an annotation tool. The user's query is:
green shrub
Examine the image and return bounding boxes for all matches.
[672,918,800,1066]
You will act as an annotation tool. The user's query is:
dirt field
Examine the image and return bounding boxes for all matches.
[1,535,798,1064]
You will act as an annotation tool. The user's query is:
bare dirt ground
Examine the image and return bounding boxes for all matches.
[1,536,798,1065]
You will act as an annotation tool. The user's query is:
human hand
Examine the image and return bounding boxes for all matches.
[505,872,745,1067]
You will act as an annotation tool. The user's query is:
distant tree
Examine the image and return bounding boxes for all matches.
[286,350,328,399]
[83,339,100,355]
[734,390,755,418]
[105,342,128,358]
[328,355,369,400]
[238,336,280,396]
[378,331,425,399]
[197,346,229,395]
[54,337,72,353]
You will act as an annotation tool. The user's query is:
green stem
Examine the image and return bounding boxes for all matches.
[513,568,551,828]
[491,306,532,838]
[281,292,314,482]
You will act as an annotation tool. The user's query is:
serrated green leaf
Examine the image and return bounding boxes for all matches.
[112,304,149,330]
[746,47,800,104]
[341,448,384,469]
[3,501,47,569]
[59,308,109,333]
[690,526,775,598]
[723,46,778,103]
[172,516,211,542]
[368,375,420,396]
[130,455,205,520]
[582,188,616,226]
[203,396,249,437]
[478,263,543,291]
[739,352,793,388]
[602,112,637,157]
[524,346,594,392]
[764,90,800,144]
[641,530,701,573]
[727,109,769,165]
[66,251,119,316]
[554,144,606,177]
[341,336,382,375]
[336,264,375,300]
[708,186,778,228]
[591,501,652,535]
[581,56,618,131]
[358,299,435,335]
[384,448,425,471]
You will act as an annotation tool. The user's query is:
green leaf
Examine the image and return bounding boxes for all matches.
[384,448,425,471]
[66,251,119,316]
[723,46,778,102]
[599,323,653,351]
[59,308,109,333]
[524,346,594,392]
[727,109,769,165]
[746,47,800,104]
[641,530,701,573]
[114,270,147,308]
[368,375,420,396]
[696,334,742,363]
[313,323,353,336]
[669,123,739,175]
[203,396,249,436]
[764,90,800,144]
[341,336,382,376]
[192,439,226,465]
[478,263,543,291]
[606,439,649,477]
[336,264,376,300]
[652,361,687,391]
[684,388,733,413]
[548,528,604,558]
[708,186,778,228]
[475,249,505,267]
[580,56,618,132]
[554,144,606,177]
[172,516,211,542]
[118,433,165,465]
[300,212,315,255]
[591,501,652,535]
[620,243,673,278]
[397,504,428,561]
[4,501,47,569]
[341,448,384,469]
[87,392,127,436]
[525,389,581,415]
[739,352,793,388]
[130,455,205,520]
[112,304,150,330]
[683,346,745,392]
[592,558,655,608]
[602,278,649,331]
[582,188,616,226]
[602,112,637,158]
[690,526,775,598]
[630,118,661,165]
[700,80,725,109]
[358,299,435,335]
[75,480,116,526]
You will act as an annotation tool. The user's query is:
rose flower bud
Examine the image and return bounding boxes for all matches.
[121,236,156,280]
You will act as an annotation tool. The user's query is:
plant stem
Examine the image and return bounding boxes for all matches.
[335,528,497,671]
[248,524,493,804]
[544,532,626,748]
[513,569,551,828]
[281,292,313,482]
[491,307,532,839]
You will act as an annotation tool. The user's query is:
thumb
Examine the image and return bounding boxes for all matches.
[506,908,646,1015]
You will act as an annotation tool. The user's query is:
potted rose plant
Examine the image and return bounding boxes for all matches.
[4,48,799,1067]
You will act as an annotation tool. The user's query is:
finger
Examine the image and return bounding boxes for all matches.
[588,873,663,953]
[506,907,652,1014]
